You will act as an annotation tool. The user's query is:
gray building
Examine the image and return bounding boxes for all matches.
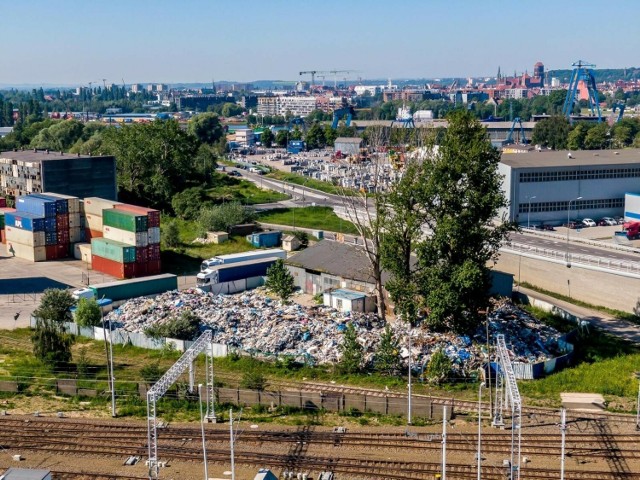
[499,149,640,226]
[0,149,117,200]
[334,137,363,156]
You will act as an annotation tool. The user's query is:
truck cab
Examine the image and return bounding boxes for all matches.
[200,258,223,272]
[72,288,95,300]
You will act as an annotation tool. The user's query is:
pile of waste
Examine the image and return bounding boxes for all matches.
[105,290,567,373]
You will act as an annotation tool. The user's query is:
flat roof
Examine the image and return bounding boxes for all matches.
[329,288,367,300]
[500,149,640,169]
[0,150,113,162]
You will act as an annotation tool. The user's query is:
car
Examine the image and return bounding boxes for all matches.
[564,221,579,229]
[227,170,242,177]
[581,218,596,227]
[614,216,625,225]
[598,217,617,226]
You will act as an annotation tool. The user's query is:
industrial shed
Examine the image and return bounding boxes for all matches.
[334,137,363,156]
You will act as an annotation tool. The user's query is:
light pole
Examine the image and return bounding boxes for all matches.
[198,384,209,480]
[526,195,536,229]
[229,408,236,480]
[477,380,485,480]
[635,372,640,430]
[566,196,582,265]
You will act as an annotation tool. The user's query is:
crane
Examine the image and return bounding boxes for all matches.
[329,70,357,89]
[562,60,601,123]
[299,71,323,88]
[505,117,527,145]
[300,69,358,89]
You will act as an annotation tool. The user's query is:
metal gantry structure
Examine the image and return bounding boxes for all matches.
[147,330,216,479]
[562,60,602,123]
[492,334,522,480]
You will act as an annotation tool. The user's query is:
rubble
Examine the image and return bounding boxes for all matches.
[105,290,568,373]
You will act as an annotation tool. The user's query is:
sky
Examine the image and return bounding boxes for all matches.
[2,0,639,86]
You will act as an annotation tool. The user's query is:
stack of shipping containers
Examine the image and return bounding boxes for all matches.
[0,197,15,244]
[91,203,161,279]
[83,197,121,240]
[5,195,60,261]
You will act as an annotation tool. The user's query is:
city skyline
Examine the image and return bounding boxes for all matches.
[1,0,639,85]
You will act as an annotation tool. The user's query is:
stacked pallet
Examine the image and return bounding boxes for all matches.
[91,204,161,279]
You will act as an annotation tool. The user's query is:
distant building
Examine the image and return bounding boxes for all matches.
[130,83,142,93]
[0,127,13,138]
[0,149,117,200]
[156,84,168,92]
[176,94,228,111]
[240,95,258,110]
[334,137,363,156]
[354,85,380,96]
[235,130,255,147]
[257,95,317,118]
[146,84,155,92]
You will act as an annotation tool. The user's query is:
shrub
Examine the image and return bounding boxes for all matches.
[144,311,201,341]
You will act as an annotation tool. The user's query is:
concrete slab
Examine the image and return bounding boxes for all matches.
[561,392,606,412]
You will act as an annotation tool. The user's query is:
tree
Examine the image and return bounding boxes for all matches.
[75,297,102,327]
[583,122,609,150]
[275,130,288,148]
[172,186,209,220]
[187,112,225,145]
[163,221,180,248]
[261,128,274,148]
[425,349,452,385]
[567,123,589,150]
[531,116,570,150]
[265,259,295,302]
[293,231,309,248]
[338,323,363,374]
[198,201,256,233]
[31,289,76,366]
[409,111,512,333]
[374,325,400,376]
[304,123,325,149]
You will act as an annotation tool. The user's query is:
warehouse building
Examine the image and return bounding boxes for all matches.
[498,149,640,226]
[0,149,117,200]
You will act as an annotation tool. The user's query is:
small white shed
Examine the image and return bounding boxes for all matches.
[323,288,375,313]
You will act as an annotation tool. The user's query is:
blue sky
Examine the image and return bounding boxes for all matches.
[2,0,639,85]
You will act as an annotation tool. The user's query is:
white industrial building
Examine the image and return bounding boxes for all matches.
[257,95,317,118]
[498,149,640,226]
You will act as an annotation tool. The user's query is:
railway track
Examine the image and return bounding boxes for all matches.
[0,417,637,479]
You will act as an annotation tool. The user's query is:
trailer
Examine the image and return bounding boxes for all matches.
[200,248,286,271]
[196,257,279,293]
[72,273,178,302]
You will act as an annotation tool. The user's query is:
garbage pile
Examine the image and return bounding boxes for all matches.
[106,290,567,372]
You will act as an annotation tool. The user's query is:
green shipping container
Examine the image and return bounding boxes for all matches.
[91,238,137,263]
[90,274,177,301]
[0,215,4,229]
[103,208,148,232]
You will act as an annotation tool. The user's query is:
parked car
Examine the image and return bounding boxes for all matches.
[227,170,242,177]
[598,217,617,226]
[614,216,625,225]
[581,218,596,227]
[564,221,579,229]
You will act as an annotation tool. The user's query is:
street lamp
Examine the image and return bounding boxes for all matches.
[477,379,485,480]
[566,196,582,265]
[526,196,536,229]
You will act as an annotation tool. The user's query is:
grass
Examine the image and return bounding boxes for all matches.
[519,281,640,325]
[266,170,353,196]
[257,206,359,234]
[206,177,289,205]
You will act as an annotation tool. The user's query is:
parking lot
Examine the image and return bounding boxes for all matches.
[0,243,118,329]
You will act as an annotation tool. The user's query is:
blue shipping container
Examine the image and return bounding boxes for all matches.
[4,212,46,232]
[17,196,57,217]
[45,231,57,246]
[28,193,68,214]
[248,231,282,248]
[44,217,57,233]
[217,258,278,283]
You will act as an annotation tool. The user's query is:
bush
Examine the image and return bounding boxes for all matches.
[198,201,256,233]
[265,259,295,302]
[140,362,164,384]
[163,221,180,248]
[426,349,452,385]
[75,298,102,327]
[293,231,309,248]
[171,186,210,220]
[240,370,267,391]
[144,311,201,341]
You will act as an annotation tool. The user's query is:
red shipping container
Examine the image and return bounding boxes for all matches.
[0,198,6,208]
[147,259,162,275]
[45,244,68,260]
[56,213,69,230]
[148,244,161,261]
[57,229,70,243]
[92,254,135,279]
[85,228,103,240]
[115,204,161,228]
[135,246,148,263]
[134,260,148,277]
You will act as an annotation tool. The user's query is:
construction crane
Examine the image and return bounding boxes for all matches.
[562,60,601,123]
[505,117,527,145]
[612,102,626,123]
[299,71,324,88]
[329,70,356,89]
[300,69,358,89]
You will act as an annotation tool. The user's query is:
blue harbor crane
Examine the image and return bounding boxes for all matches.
[562,60,602,123]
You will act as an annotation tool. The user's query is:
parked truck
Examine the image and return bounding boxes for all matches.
[196,257,279,293]
[72,273,178,302]
[623,221,640,240]
[200,248,286,272]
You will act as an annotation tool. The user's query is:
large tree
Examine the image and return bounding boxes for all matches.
[531,116,570,150]
[31,289,76,366]
[188,112,225,145]
[265,259,295,303]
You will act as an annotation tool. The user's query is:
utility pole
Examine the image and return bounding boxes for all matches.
[477,381,484,480]
[441,406,447,480]
[198,385,209,480]
[560,408,567,480]
[230,408,236,480]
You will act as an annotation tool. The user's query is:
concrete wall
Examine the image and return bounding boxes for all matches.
[496,250,640,312]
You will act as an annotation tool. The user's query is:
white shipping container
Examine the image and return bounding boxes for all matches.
[42,192,81,214]
[6,241,47,262]
[148,227,161,244]
[624,193,640,222]
[103,225,148,247]
[69,226,83,243]
[5,226,46,247]
[84,214,103,231]
[78,243,92,264]
[73,242,90,260]
[83,197,122,217]
[68,213,82,228]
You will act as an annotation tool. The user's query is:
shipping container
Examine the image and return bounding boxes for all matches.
[5,226,46,247]
[57,229,70,244]
[200,248,286,271]
[28,193,68,214]
[84,213,103,231]
[68,213,81,228]
[0,207,16,214]
[147,260,162,275]
[134,261,148,277]
[103,208,148,233]
[44,231,57,246]
[0,197,5,208]
[196,257,278,290]
[92,254,136,279]
[45,244,69,260]
[247,231,282,248]
[77,273,177,301]
[56,213,69,230]
[69,227,83,243]
[0,229,5,244]
[16,195,57,218]
[103,225,148,247]
[85,228,102,240]
[42,192,80,214]
[147,226,161,245]
[83,197,122,217]
[4,212,46,232]
[624,192,640,222]
[91,237,137,263]
[114,204,161,228]
[73,242,91,260]
[135,246,148,263]
[0,216,3,230]
[44,217,57,233]
[148,244,161,261]
[6,241,47,262]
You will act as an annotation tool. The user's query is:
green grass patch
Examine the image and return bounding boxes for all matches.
[206,176,288,205]
[257,207,358,234]
[266,171,353,196]
[519,281,640,324]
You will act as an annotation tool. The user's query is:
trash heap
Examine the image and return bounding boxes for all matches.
[106,290,567,373]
